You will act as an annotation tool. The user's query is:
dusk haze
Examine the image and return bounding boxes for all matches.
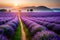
[0,0,60,8]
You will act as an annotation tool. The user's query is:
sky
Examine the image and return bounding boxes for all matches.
[0,0,60,8]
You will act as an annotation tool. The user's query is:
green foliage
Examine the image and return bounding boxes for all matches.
[12,23,21,40]
[22,22,32,40]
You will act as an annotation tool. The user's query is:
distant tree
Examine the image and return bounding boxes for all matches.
[19,10,21,12]
[9,10,11,12]
[0,9,7,12]
[27,9,29,12]
[30,9,33,12]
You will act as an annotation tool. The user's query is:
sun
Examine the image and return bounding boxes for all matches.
[13,3,19,10]
[14,3,18,7]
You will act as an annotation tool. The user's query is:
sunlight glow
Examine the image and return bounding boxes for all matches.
[14,3,18,7]
[0,0,60,8]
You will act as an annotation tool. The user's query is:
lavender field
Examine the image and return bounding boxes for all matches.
[21,12,60,40]
[21,12,60,17]
[0,12,60,40]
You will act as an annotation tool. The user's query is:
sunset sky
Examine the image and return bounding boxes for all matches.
[0,0,60,8]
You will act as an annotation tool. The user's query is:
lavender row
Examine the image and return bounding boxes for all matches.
[0,35,8,40]
[26,17,60,34]
[37,17,60,24]
[0,17,15,25]
[26,17,60,24]
[0,12,16,17]
[20,12,60,17]
[21,17,47,35]
[32,30,60,40]
[21,17,60,40]
[0,16,19,40]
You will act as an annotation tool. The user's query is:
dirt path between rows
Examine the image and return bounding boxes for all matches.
[18,12,27,40]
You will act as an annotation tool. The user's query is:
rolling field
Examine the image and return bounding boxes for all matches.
[0,12,60,40]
